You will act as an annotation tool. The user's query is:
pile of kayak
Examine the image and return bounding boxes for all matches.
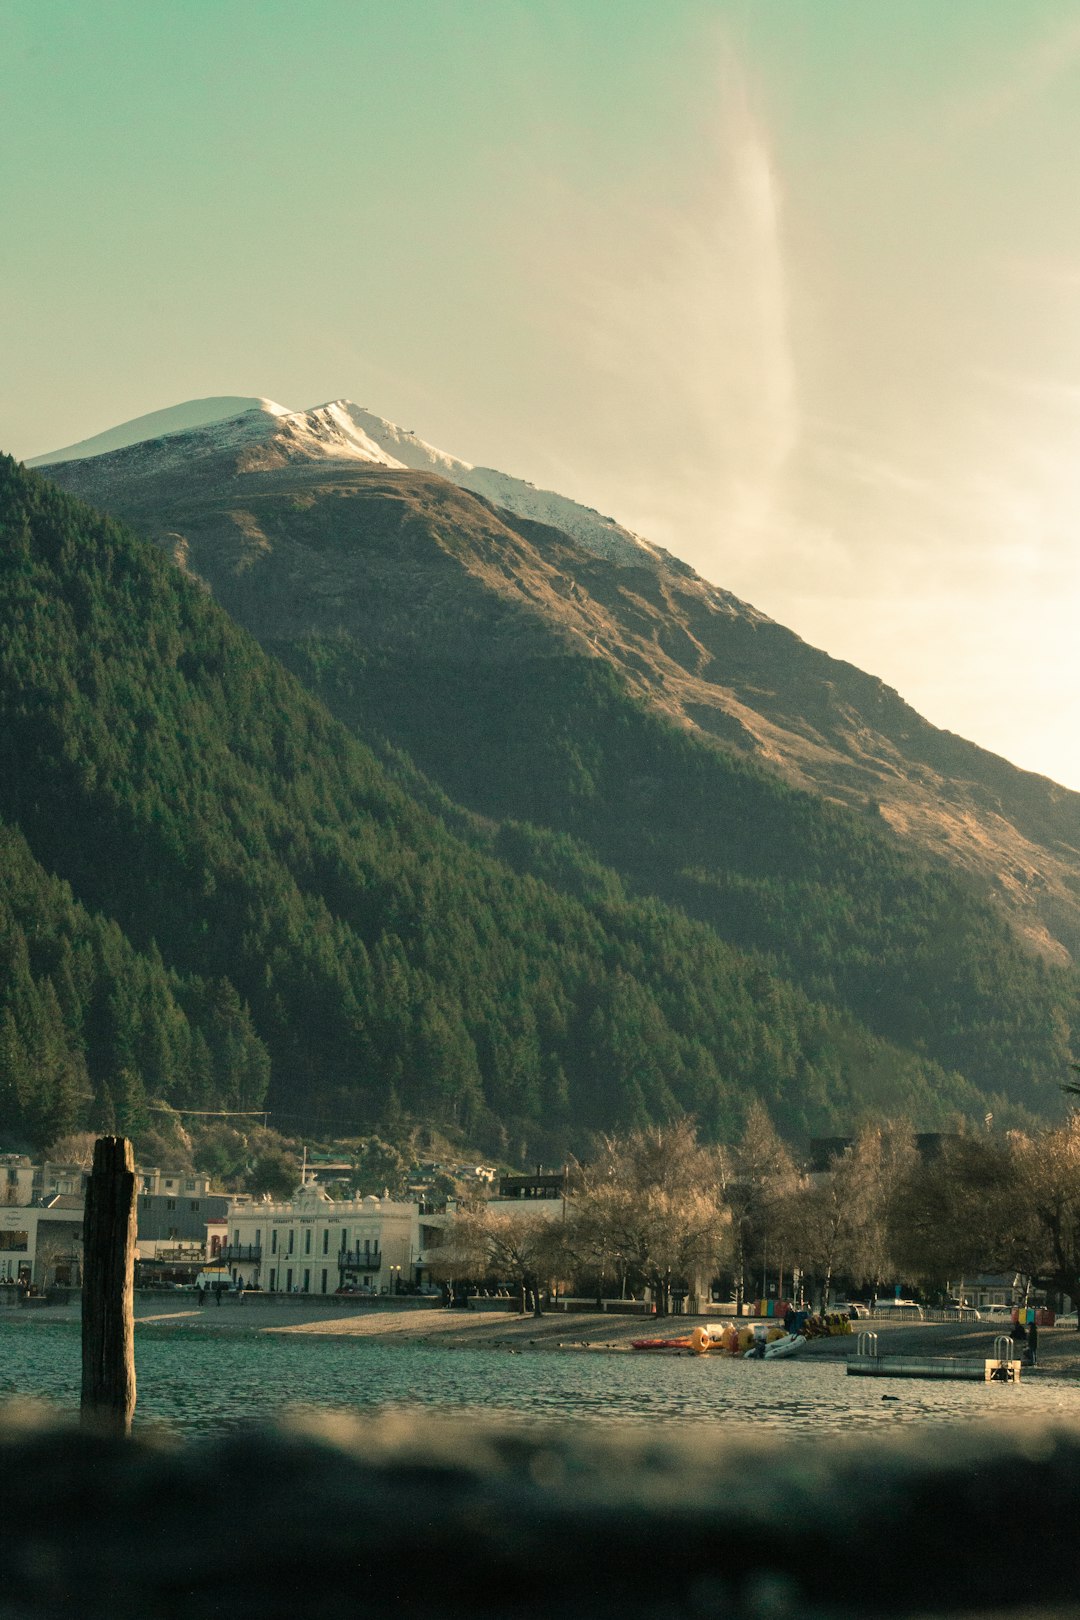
[631,1321,806,1358]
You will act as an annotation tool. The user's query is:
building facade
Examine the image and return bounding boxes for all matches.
[222,1182,448,1294]
[0,1201,84,1289]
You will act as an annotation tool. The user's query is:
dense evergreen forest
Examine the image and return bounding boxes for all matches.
[279,639,1080,1113]
[0,457,1073,1155]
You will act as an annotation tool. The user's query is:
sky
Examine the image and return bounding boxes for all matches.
[2,0,1079,789]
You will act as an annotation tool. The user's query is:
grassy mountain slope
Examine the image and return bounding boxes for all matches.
[38,446,1079,1122]
[0,454,991,1153]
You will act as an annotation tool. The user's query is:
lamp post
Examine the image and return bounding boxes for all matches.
[389,1263,401,1297]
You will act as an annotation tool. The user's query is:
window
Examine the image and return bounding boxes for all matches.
[271,1230,278,1255]
[303,1269,310,1292]
[304,1229,311,1255]
[322,1230,329,1255]
[0,1232,28,1251]
[166,1199,176,1210]
[142,1198,151,1211]
[190,1201,200,1212]
[234,1229,240,1246]
[288,1230,295,1254]
[254,1229,261,1250]
[340,1229,348,1250]
[269,1269,276,1291]
[321,1269,328,1294]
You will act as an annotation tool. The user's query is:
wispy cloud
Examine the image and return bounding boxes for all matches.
[534,42,798,557]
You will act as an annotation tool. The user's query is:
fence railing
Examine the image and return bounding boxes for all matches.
[338,1251,382,1272]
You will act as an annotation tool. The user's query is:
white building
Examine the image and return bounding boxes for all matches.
[220,1182,447,1295]
[0,1200,84,1289]
[138,1167,215,1197]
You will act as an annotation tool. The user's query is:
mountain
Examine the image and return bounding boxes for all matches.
[3,451,994,1156]
[27,397,293,467]
[41,397,1080,967]
[32,400,1080,1128]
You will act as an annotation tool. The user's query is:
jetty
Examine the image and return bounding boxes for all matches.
[846,1331,1021,1383]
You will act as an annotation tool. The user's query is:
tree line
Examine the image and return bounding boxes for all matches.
[436,1112,1080,1319]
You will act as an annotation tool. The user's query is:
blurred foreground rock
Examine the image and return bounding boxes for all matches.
[2,1405,1079,1619]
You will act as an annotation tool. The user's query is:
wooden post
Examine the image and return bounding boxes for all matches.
[81,1136,137,1434]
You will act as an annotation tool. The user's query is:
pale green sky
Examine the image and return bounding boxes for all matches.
[3,1,1080,788]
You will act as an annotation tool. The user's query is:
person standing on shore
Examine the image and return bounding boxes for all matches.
[1029,1319,1039,1366]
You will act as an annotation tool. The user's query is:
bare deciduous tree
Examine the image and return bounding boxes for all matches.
[432,1206,564,1315]
[890,1132,1013,1291]
[717,1103,794,1313]
[569,1121,729,1316]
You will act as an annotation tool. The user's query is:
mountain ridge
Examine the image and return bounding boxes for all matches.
[39,398,1080,968]
[3,450,1016,1151]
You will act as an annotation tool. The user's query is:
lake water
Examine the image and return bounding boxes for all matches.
[2,1315,1078,1438]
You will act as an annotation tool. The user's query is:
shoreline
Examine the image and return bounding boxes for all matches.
[5,1296,1079,1371]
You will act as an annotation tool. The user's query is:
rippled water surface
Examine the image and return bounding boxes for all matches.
[2,1316,1078,1437]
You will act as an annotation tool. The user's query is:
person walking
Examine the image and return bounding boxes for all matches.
[1028,1318,1039,1366]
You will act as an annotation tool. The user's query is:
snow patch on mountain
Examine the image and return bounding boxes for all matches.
[32,393,693,572]
[331,403,662,566]
[29,397,291,467]
[274,402,406,467]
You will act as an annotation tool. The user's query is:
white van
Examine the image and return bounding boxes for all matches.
[196,1269,239,1292]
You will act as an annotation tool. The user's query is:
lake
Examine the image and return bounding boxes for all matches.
[2,1314,1077,1437]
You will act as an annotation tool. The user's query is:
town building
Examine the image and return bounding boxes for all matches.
[221,1181,448,1294]
[1,1154,88,1207]
[0,1155,241,1290]
[0,1199,84,1289]
[487,1169,567,1218]
[135,1185,231,1253]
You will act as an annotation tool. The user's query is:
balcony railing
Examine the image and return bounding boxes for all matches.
[338,1251,382,1272]
[218,1244,262,1262]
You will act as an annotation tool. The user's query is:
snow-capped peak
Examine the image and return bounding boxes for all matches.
[29,396,291,467]
[31,393,666,568]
